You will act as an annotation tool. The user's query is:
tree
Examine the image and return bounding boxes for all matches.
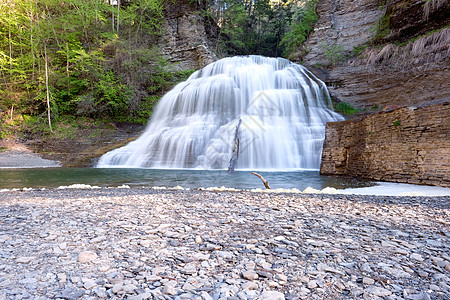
[200,0,307,57]
[0,0,168,127]
[281,0,318,58]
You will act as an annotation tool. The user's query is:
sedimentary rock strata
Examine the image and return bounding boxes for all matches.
[321,101,450,187]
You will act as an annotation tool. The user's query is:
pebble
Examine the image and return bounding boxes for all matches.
[242,270,259,280]
[180,263,197,275]
[242,281,258,290]
[77,251,98,263]
[16,256,36,264]
[0,188,448,299]
[362,277,375,285]
[366,285,392,297]
[307,280,318,289]
[260,290,285,300]
[410,253,424,261]
[163,280,177,295]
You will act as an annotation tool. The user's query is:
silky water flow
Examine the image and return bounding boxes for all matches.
[97,56,344,170]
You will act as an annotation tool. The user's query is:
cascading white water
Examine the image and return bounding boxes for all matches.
[97,55,344,170]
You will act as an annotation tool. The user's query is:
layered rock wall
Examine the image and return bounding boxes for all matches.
[319,62,450,110]
[302,0,450,110]
[159,0,217,70]
[381,0,450,43]
[320,102,450,187]
[302,0,384,66]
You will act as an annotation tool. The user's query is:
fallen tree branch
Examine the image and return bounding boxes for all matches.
[251,172,270,189]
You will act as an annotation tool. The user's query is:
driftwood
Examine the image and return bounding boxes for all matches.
[251,172,270,189]
[227,119,242,174]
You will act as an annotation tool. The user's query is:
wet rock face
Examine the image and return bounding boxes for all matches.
[383,0,450,43]
[159,0,217,70]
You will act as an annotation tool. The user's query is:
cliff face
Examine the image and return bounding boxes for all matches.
[382,0,450,43]
[302,0,450,109]
[307,0,450,186]
[302,0,384,66]
[159,0,217,70]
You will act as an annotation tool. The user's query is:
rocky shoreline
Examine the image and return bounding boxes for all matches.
[0,188,449,299]
[0,150,61,169]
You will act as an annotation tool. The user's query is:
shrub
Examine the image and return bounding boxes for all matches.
[321,43,347,66]
[335,102,358,115]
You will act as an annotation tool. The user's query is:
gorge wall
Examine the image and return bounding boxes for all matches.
[302,0,450,110]
[320,102,450,187]
[303,0,450,187]
[301,0,450,186]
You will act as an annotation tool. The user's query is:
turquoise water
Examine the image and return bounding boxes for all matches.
[0,168,375,190]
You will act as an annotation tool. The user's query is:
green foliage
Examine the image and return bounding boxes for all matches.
[334,102,358,115]
[19,114,104,140]
[393,119,401,127]
[0,0,175,131]
[281,0,318,57]
[321,42,347,66]
[373,12,391,41]
[0,113,17,139]
[205,0,314,57]
[352,45,368,56]
[114,95,161,124]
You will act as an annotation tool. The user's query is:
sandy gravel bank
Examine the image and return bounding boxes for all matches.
[0,189,449,299]
[0,150,61,168]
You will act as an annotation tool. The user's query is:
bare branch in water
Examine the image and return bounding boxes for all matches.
[251,172,270,189]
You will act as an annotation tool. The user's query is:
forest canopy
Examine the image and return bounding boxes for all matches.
[0,0,318,136]
[199,0,318,57]
[0,0,183,130]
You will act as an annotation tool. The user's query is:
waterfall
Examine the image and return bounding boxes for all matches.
[97,55,344,170]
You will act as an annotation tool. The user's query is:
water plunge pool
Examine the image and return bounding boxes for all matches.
[0,168,373,191]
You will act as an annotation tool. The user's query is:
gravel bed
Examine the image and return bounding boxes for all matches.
[0,151,61,168]
[0,188,449,300]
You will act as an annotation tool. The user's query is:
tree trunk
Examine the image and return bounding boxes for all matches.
[8,1,13,76]
[227,119,242,174]
[112,11,115,32]
[44,44,53,133]
[66,40,69,77]
[30,0,35,80]
[117,0,120,33]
